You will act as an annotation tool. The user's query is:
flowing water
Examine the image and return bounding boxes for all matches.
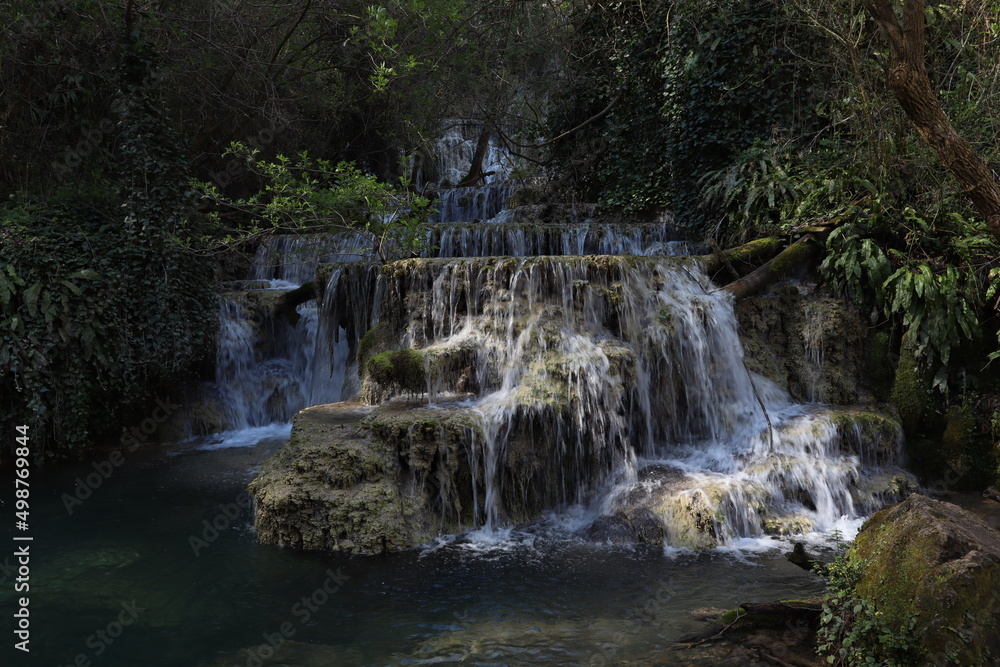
[4,128,915,665]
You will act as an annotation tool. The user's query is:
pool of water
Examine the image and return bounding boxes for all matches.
[2,437,826,666]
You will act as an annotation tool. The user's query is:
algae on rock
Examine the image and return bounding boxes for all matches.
[843,494,1000,666]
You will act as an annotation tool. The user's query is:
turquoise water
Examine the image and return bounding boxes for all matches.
[2,437,825,666]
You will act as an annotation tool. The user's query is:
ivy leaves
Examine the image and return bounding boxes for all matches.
[0,191,215,457]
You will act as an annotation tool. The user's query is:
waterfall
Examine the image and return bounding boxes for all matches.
[202,287,321,448]
[353,253,914,546]
[226,126,915,550]
[434,122,516,188]
[251,234,371,284]
[201,235,369,447]
[427,221,684,257]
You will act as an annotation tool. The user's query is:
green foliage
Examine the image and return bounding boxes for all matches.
[0,32,215,458]
[199,145,434,262]
[821,206,993,392]
[699,140,801,242]
[548,0,826,221]
[0,195,215,457]
[817,552,919,666]
[822,225,892,309]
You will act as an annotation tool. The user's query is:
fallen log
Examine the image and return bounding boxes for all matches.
[700,237,784,277]
[737,600,823,618]
[722,233,824,300]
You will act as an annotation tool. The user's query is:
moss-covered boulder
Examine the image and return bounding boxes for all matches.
[847,494,1000,665]
[248,402,441,554]
[363,348,427,403]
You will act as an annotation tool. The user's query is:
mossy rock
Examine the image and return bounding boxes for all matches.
[248,402,442,554]
[890,336,933,436]
[363,348,427,403]
[848,494,1000,665]
[357,321,395,371]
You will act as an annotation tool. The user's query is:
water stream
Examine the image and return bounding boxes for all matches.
[9,127,915,665]
[2,444,825,666]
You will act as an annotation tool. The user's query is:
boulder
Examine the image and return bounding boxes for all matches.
[248,401,444,554]
[848,493,1000,666]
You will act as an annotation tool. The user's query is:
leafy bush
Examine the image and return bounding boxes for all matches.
[0,195,216,457]
[817,550,919,666]
[821,204,994,391]
[198,144,434,262]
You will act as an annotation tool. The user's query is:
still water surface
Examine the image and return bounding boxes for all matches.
[2,437,825,666]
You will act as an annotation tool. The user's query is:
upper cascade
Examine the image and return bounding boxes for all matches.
[427,121,523,223]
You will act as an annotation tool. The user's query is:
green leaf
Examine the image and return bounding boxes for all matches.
[25,282,42,318]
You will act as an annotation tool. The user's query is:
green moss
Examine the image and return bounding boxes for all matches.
[941,407,975,474]
[723,237,783,267]
[890,335,932,437]
[846,495,1000,665]
[366,349,426,394]
[358,322,393,372]
[721,607,745,625]
[767,238,819,278]
[866,330,894,401]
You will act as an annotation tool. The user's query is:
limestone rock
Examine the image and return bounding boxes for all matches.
[849,493,1000,666]
[248,401,443,554]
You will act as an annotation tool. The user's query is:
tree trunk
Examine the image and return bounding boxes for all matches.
[699,237,785,277]
[862,0,1000,243]
[457,128,494,188]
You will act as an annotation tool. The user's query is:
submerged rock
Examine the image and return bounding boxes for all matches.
[848,494,1000,665]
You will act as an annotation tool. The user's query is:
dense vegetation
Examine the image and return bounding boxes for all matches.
[0,0,563,455]
[2,1,999,508]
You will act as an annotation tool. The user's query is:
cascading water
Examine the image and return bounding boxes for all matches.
[227,119,914,552]
[202,288,322,448]
[203,234,368,447]
[359,254,913,546]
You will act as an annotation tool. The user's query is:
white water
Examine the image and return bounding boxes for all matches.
[206,122,912,549]
[428,220,684,257]
[434,122,517,188]
[363,256,914,547]
[213,292,316,428]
